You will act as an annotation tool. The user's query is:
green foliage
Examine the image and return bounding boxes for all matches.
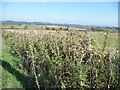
[24,26,28,30]
[10,26,15,29]
[3,30,120,89]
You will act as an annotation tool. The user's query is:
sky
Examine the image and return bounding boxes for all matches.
[1,0,120,2]
[1,2,118,27]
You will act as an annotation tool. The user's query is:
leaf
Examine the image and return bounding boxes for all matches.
[61,82,65,89]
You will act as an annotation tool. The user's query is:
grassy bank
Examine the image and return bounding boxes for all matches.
[2,37,36,88]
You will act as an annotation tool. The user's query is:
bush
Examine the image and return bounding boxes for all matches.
[24,26,28,30]
[10,26,15,29]
[3,30,120,89]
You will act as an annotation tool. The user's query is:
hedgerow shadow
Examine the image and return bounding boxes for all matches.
[1,59,36,89]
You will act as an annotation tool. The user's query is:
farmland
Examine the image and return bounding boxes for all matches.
[1,22,120,89]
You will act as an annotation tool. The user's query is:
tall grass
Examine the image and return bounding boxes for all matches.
[2,30,120,89]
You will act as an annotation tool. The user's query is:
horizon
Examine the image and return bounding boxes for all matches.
[2,2,118,27]
[2,20,118,27]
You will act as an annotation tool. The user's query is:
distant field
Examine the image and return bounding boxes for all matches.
[3,29,119,50]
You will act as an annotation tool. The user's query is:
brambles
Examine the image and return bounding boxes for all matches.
[2,30,120,89]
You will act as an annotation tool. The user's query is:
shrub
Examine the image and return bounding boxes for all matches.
[24,26,28,30]
[3,30,120,89]
[10,26,15,29]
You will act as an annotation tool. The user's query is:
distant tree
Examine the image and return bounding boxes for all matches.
[46,27,49,30]
[24,26,28,30]
[91,27,95,31]
[10,26,15,29]
[96,27,100,28]
[1,27,4,30]
[67,26,69,30]
[63,28,68,31]
[59,27,62,30]
[115,27,119,30]
[52,28,55,30]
